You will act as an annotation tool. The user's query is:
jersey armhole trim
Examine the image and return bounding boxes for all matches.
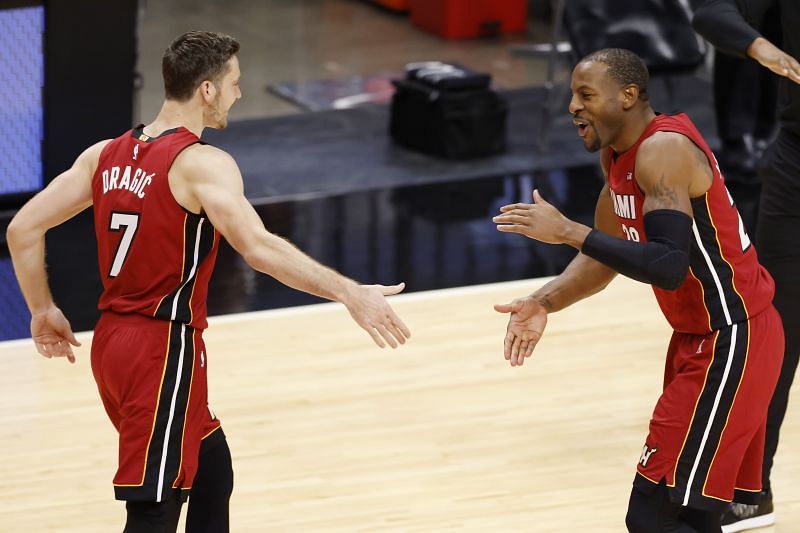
[167,140,206,219]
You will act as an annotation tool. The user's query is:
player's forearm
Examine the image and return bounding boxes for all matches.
[6,222,56,315]
[243,231,359,303]
[531,253,617,313]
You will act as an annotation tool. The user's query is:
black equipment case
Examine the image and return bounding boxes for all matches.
[389,62,507,159]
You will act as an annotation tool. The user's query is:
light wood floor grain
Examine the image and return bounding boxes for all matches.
[1,276,797,532]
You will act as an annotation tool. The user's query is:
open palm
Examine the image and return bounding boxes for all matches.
[344,283,411,348]
[494,296,548,366]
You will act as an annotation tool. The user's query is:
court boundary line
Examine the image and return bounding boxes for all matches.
[0,276,558,347]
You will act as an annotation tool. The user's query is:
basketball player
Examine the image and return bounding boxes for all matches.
[6,31,410,532]
[493,49,783,531]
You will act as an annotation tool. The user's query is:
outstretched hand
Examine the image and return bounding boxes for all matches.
[493,189,571,244]
[749,37,800,85]
[30,307,81,363]
[494,296,547,366]
[344,282,411,348]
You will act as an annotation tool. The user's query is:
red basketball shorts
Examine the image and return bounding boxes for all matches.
[91,312,222,502]
[634,305,783,510]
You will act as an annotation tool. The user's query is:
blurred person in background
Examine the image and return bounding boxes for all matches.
[694,0,800,530]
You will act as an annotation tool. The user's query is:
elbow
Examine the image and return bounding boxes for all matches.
[6,213,45,252]
[242,249,269,274]
[231,231,276,275]
[241,240,281,277]
[691,7,712,36]
[599,276,615,293]
[654,272,687,291]
[650,253,689,291]
[595,268,617,293]
[242,231,298,278]
[5,216,24,250]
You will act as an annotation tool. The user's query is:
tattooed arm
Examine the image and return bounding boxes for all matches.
[573,131,704,289]
[492,137,707,364]
[635,131,713,216]
[492,181,621,366]
[569,131,707,290]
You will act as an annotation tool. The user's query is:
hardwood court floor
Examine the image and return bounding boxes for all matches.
[1,276,797,532]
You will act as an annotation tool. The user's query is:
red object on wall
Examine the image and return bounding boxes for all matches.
[369,0,411,12]
[410,0,527,39]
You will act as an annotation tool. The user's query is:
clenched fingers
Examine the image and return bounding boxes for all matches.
[36,341,76,363]
[36,342,52,358]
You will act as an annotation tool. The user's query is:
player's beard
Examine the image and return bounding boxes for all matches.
[207,95,229,130]
[584,123,602,152]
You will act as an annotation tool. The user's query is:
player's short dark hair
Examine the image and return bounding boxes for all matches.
[162,31,240,101]
[579,48,650,102]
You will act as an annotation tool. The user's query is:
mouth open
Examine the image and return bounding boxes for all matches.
[573,117,590,138]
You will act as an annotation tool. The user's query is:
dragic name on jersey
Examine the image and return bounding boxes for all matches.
[92,125,219,330]
[100,165,155,198]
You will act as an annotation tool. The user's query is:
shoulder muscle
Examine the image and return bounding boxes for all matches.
[175,144,241,186]
[635,132,697,215]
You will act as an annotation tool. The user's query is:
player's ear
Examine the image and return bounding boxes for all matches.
[199,80,217,104]
[621,84,640,110]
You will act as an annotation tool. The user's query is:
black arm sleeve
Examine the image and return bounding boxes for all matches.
[692,0,773,58]
[581,210,692,291]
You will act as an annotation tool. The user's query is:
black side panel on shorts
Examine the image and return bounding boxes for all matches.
[115,322,195,502]
[672,322,750,509]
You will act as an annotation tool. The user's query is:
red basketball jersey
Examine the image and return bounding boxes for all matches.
[92,126,219,330]
[606,114,774,334]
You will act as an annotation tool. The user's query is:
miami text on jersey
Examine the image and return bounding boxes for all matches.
[610,189,637,220]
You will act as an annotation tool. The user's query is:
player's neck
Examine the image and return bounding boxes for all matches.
[145,100,205,139]
[610,107,657,154]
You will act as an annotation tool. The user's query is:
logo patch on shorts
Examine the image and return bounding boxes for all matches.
[639,444,658,467]
[696,338,707,354]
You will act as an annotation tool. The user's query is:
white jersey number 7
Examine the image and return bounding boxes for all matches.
[108,212,140,277]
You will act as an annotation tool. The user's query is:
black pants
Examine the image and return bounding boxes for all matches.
[124,434,233,533]
[186,433,233,532]
[714,53,776,146]
[713,2,780,148]
[626,482,721,532]
[757,128,800,492]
